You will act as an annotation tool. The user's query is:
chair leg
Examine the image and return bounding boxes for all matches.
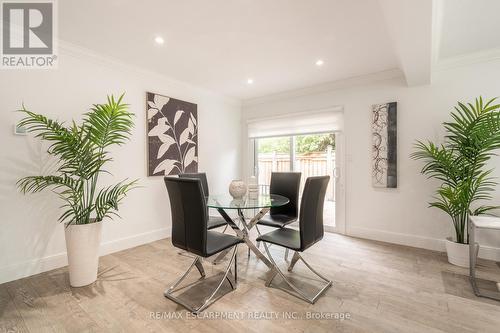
[255,224,263,236]
[287,251,299,272]
[255,225,272,250]
[165,257,202,297]
[285,248,290,261]
[164,245,239,313]
[234,249,238,286]
[262,242,332,304]
[247,221,264,259]
[228,249,238,287]
[255,224,262,250]
[295,252,332,282]
[194,258,206,278]
[212,248,231,265]
[265,266,278,287]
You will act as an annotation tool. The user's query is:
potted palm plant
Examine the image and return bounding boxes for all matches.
[17,94,137,286]
[411,97,500,267]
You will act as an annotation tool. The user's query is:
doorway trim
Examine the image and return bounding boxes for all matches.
[326,131,345,234]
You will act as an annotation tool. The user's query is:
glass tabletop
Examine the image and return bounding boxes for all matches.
[207,194,289,210]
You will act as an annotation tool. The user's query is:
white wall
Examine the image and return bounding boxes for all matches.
[242,62,500,260]
[0,44,241,284]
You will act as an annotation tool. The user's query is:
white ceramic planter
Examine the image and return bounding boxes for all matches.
[64,221,103,287]
[445,237,478,268]
[229,180,247,199]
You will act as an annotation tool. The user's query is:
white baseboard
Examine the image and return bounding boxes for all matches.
[347,226,500,262]
[0,227,171,285]
[99,227,170,256]
[3,225,499,285]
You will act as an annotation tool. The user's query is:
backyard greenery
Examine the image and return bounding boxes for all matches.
[258,133,335,154]
[411,97,500,244]
[16,94,137,225]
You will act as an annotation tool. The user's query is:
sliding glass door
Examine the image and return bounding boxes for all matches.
[254,132,335,227]
[255,136,291,188]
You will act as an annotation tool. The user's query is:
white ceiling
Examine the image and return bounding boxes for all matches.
[438,0,500,60]
[59,0,499,100]
[59,0,400,99]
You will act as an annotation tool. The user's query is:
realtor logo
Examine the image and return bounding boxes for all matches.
[1,0,57,68]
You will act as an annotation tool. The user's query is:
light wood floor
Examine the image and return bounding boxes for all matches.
[2,231,500,333]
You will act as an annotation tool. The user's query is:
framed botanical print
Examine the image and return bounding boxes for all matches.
[146,92,198,176]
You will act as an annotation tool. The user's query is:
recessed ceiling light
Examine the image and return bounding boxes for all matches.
[154,36,165,45]
[247,78,254,84]
[315,59,324,66]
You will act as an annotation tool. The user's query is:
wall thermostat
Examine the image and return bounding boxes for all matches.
[14,123,27,136]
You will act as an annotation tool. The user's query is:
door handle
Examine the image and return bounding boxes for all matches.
[333,167,340,179]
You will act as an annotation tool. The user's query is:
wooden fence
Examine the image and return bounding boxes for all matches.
[257,150,335,201]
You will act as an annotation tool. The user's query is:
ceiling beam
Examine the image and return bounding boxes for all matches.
[378,0,433,86]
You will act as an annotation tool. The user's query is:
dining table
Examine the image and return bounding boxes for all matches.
[206,194,289,268]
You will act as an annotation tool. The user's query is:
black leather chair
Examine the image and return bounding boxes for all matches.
[163,177,243,313]
[257,172,301,228]
[256,176,332,304]
[254,172,301,259]
[179,172,227,230]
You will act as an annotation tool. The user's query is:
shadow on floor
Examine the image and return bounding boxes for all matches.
[167,271,235,311]
[441,270,500,305]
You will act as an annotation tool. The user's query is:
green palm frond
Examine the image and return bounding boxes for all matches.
[17,108,105,180]
[16,94,137,226]
[17,174,83,194]
[84,94,134,149]
[410,141,466,186]
[412,97,500,244]
[472,205,500,215]
[94,180,138,221]
[17,107,71,142]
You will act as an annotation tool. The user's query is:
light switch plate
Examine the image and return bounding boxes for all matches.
[14,123,27,135]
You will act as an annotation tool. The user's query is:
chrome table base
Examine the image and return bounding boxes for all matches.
[216,207,273,268]
[166,205,332,312]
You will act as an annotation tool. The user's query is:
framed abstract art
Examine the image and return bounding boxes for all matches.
[371,102,397,188]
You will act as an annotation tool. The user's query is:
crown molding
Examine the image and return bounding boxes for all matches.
[433,47,500,72]
[245,105,343,123]
[242,68,404,107]
[58,40,241,107]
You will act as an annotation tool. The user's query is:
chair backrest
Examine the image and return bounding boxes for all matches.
[164,177,208,256]
[299,176,330,251]
[179,172,209,196]
[269,172,301,217]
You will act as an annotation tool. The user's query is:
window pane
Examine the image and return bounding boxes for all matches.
[293,133,335,226]
[254,133,336,228]
[256,136,291,186]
